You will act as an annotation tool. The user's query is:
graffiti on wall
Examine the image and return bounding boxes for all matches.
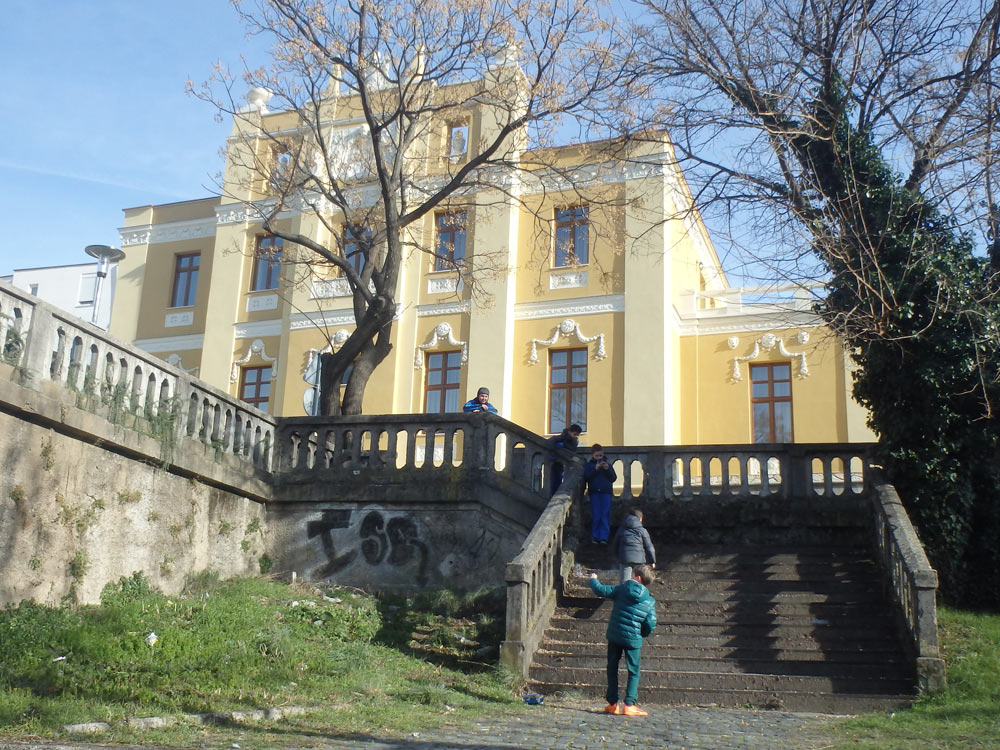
[306,508,430,584]
[306,509,357,578]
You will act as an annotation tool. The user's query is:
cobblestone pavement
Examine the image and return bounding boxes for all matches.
[291,699,840,749]
[0,700,842,750]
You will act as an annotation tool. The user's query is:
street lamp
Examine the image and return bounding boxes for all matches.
[84,244,126,327]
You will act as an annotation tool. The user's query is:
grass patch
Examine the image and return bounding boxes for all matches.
[0,572,522,744]
[821,606,1000,749]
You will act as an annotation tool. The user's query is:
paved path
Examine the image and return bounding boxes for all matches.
[291,699,839,750]
[0,700,842,750]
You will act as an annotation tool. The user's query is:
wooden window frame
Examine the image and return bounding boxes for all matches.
[434,211,467,271]
[548,347,588,434]
[170,253,200,308]
[424,350,462,413]
[239,365,272,412]
[554,205,590,267]
[250,236,283,291]
[750,362,793,443]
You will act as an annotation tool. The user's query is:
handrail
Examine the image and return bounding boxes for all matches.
[871,478,946,692]
[500,461,584,676]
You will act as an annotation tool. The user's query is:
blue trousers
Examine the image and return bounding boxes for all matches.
[590,492,611,542]
[606,640,642,705]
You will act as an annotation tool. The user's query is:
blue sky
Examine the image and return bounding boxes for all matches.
[0,1,261,273]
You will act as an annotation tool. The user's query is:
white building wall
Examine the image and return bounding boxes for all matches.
[6,262,118,329]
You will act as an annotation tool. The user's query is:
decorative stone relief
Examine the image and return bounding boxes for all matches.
[246,294,279,312]
[427,276,460,294]
[727,336,739,350]
[120,230,152,247]
[216,207,248,225]
[164,311,194,328]
[417,301,471,317]
[164,353,198,375]
[549,270,588,290]
[528,318,607,364]
[730,331,811,382]
[311,278,352,299]
[414,322,468,369]
[231,338,278,383]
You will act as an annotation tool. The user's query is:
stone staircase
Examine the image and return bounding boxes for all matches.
[527,541,917,713]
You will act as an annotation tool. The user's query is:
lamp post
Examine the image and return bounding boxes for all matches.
[84,245,126,327]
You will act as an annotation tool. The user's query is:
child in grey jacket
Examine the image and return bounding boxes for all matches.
[612,509,656,584]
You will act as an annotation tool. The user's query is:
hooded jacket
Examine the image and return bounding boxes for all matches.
[613,514,656,566]
[589,577,657,648]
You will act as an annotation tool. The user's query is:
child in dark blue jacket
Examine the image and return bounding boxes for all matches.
[583,444,617,544]
[589,564,657,715]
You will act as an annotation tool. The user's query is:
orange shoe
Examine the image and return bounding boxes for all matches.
[622,704,648,717]
[603,702,623,714]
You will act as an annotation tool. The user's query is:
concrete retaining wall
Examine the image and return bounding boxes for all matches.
[0,406,267,606]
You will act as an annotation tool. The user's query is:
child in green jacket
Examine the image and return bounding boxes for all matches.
[589,565,657,716]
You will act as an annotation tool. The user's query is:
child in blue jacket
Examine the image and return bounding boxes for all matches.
[583,444,616,544]
[589,565,657,716]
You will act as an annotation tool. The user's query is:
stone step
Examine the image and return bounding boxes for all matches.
[572,586,885,606]
[545,618,898,641]
[552,604,890,628]
[542,627,900,653]
[557,599,894,620]
[525,680,915,713]
[531,651,908,678]
[537,641,906,662]
[572,578,880,594]
[577,544,876,564]
[527,666,915,696]
[575,560,880,575]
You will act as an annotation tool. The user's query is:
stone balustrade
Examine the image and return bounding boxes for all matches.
[500,462,583,675]
[274,412,556,497]
[586,442,874,502]
[871,479,946,693]
[0,280,274,473]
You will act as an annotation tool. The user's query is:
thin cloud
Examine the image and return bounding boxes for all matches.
[0,160,193,200]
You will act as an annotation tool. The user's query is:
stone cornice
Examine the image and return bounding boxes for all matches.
[676,309,822,337]
[289,309,357,330]
[134,333,205,352]
[417,300,471,317]
[234,319,283,339]
[514,294,624,320]
[119,217,217,247]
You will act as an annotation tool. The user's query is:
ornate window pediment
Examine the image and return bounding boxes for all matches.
[414,322,468,369]
[231,338,278,383]
[728,331,811,382]
[528,318,606,364]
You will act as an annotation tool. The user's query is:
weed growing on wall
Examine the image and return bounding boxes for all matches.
[115,490,141,504]
[258,554,273,574]
[39,436,54,471]
[1,330,23,366]
[68,551,89,582]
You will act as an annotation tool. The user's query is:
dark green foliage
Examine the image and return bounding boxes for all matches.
[805,88,1000,607]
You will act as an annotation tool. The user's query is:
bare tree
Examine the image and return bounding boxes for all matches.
[630,0,1000,322]
[190,0,635,415]
[629,0,1000,604]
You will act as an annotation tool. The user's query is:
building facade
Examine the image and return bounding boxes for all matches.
[108,75,873,447]
[3,262,118,330]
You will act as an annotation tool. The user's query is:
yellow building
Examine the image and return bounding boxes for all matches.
[109,72,873,447]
